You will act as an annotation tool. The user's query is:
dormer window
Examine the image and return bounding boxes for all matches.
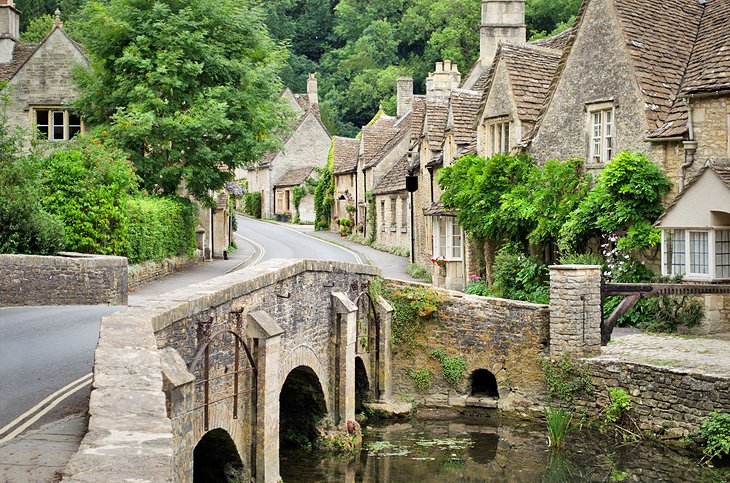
[484,117,510,157]
[587,102,614,163]
[33,108,82,141]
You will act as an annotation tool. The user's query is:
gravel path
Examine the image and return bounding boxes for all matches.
[598,330,730,378]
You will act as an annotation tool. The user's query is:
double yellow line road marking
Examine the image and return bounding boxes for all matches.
[0,372,92,445]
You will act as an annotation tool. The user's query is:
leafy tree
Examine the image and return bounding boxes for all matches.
[73,0,290,203]
[559,151,672,253]
[526,0,581,39]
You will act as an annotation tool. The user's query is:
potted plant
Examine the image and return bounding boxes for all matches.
[281,211,291,222]
[431,256,447,278]
[346,204,356,214]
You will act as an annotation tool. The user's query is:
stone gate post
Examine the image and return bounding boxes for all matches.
[332,292,357,426]
[549,265,602,357]
[247,311,284,483]
[375,296,393,401]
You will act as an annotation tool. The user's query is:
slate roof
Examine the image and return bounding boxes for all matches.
[410,97,427,142]
[425,99,449,151]
[363,112,412,169]
[424,202,457,217]
[530,28,574,51]
[614,0,704,135]
[500,43,563,124]
[333,136,359,175]
[0,43,38,81]
[448,89,481,145]
[681,0,730,95]
[274,166,315,188]
[372,154,409,195]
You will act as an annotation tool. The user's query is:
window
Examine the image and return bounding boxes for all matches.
[588,105,613,163]
[485,118,510,156]
[662,228,730,280]
[433,216,462,260]
[401,197,408,228]
[390,197,397,226]
[380,200,386,231]
[33,108,82,141]
[664,229,686,276]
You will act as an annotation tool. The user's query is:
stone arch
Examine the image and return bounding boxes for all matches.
[278,345,329,411]
[470,369,500,398]
[279,365,328,449]
[355,356,370,413]
[193,428,245,483]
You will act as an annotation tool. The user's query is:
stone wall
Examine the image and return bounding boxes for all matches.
[0,253,127,306]
[692,95,730,160]
[374,192,410,251]
[388,280,550,416]
[128,254,201,290]
[575,359,730,438]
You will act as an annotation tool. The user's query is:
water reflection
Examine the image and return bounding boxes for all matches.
[280,416,729,482]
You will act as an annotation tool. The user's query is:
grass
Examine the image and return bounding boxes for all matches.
[545,406,573,449]
[406,263,432,283]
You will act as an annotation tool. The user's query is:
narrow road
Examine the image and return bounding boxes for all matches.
[234,215,363,265]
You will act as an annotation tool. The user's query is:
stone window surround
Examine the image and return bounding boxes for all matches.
[30,105,83,141]
[483,114,511,157]
[585,100,615,166]
[389,196,397,231]
[661,227,730,281]
[433,215,463,261]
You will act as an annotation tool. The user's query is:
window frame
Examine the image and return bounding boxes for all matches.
[586,102,614,164]
[661,228,730,281]
[432,216,463,261]
[484,116,511,157]
[31,106,83,142]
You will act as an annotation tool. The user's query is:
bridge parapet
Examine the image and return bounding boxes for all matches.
[63,259,382,483]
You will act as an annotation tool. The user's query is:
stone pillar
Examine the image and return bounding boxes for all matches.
[160,349,196,483]
[376,296,394,401]
[549,265,602,357]
[332,292,357,426]
[247,311,284,483]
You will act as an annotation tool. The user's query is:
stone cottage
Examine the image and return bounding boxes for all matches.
[273,166,317,222]
[0,3,87,140]
[245,74,331,219]
[332,136,359,226]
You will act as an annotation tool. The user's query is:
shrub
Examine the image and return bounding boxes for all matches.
[243,192,262,218]
[40,137,136,255]
[490,244,549,304]
[406,263,432,283]
[0,154,66,255]
[697,412,730,463]
[126,196,196,264]
[542,355,593,406]
[604,388,631,425]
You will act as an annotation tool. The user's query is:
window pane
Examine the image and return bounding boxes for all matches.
[690,231,708,274]
[666,229,686,275]
[497,124,502,154]
[401,197,407,226]
[451,220,462,259]
[504,122,510,152]
[52,111,65,141]
[36,109,48,125]
[69,113,81,139]
[439,218,447,258]
[716,230,730,278]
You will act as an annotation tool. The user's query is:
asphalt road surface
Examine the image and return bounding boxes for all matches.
[234,215,363,265]
[0,215,362,440]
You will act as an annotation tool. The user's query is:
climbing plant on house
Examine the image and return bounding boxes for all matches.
[313,140,335,229]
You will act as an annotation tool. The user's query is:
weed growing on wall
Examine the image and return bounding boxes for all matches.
[408,368,432,391]
[431,349,468,387]
[542,355,593,407]
[601,387,642,443]
[371,279,443,354]
[696,412,730,464]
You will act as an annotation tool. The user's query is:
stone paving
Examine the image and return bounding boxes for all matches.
[603,328,730,377]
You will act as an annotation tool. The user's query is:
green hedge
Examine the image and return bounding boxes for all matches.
[243,192,262,218]
[126,196,196,264]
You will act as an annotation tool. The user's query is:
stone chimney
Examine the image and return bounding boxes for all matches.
[307,73,318,106]
[480,0,526,67]
[426,60,461,102]
[396,77,413,117]
[0,0,20,64]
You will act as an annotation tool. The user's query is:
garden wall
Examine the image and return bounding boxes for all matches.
[0,252,127,306]
[575,359,730,438]
[386,280,550,416]
[128,253,202,290]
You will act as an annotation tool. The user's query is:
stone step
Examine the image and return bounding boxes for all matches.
[464,396,499,408]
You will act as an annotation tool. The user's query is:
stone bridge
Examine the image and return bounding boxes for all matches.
[63,259,393,483]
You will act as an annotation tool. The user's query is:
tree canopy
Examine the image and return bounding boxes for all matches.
[72,0,290,203]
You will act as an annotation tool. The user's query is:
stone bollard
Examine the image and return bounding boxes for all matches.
[549,265,602,357]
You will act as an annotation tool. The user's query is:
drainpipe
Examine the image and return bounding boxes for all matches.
[680,99,698,192]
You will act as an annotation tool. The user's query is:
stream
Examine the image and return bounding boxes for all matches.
[280,411,729,482]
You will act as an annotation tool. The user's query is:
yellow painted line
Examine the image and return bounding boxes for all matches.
[234,232,266,267]
[0,372,92,444]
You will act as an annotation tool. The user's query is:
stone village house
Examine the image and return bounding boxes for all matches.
[243,74,331,220]
[356,0,730,333]
[272,166,317,222]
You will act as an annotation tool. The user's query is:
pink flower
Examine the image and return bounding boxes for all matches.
[469,274,481,281]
